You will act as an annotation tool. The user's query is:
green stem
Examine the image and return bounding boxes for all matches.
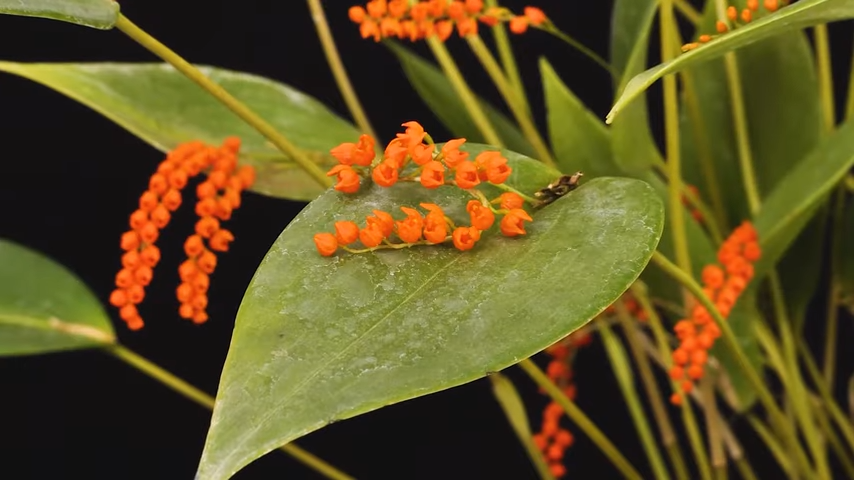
[615,301,687,480]
[536,26,616,78]
[746,415,793,475]
[813,397,854,479]
[105,344,353,480]
[485,0,528,115]
[518,358,643,480]
[465,35,556,167]
[846,31,854,120]
[306,0,378,141]
[600,320,671,480]
[649,251,815,477]
[734,458,758,480]
[674,0,702,25]
[660,0,692,276]
[701,377,727,475]
[722,53,761,217]
[813,24,836,133]
[823,187,845,389]
[114,15,331,189]
[426,36,503,147]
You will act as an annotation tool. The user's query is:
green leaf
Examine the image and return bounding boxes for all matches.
[609,0,659,83]
[0,0,119,29]
[713,291,763,411]
[0,61,361,202]
[540,57,616,177]
[197,146,665,480]
[385,41,537,158]
[754,116,854,279]
[0,239,115,356]
[607,0,854,124]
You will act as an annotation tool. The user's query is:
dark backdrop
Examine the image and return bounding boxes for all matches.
[0,1,849,479]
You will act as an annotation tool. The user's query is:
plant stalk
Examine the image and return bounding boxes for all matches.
[484,0,528,114]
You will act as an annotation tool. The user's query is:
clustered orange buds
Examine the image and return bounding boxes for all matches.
[669,221,761,405]
[109,138,255,330]
[532,330,592,478]
[680,184,704,223]
[682,0,790,52]
[348,0,547,42]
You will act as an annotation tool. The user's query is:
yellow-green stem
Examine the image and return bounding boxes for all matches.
[813,24,836,133]
[722,53,760,217]
[734,458,758,480]
[114,15,331,189]
[518,358,643,480]
[466,35,555,167]
[600,320,671,480]
[630,284,713,480]
[660,0,692,276]
[649,251,815,477]
[615,301,687,480]
[674,0,702,25]
[485,0,528,114]
[746,415,793,475]
[701,377,727,474]
[105,344,353,480]
[813,397,854,478]
[306,0,377,141]
[823,187,845,389]
[426,37,503,147]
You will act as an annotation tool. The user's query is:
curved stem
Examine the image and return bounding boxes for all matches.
[518,358,643,480]
[426,36,504,147]
[114,14,331,189]
[306,0,378,141]
[484,0,528,115]
[466,35,556,167]
[105,344,353,480]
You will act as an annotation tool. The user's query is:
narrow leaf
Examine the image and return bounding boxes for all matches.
[385,41,536,157]
[0,239,115,356]
[197,146,664,480]
[0,0,119,29]
[0,62,361,202]
[607,0,854,124]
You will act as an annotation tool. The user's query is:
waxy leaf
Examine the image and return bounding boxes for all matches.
[0,62,361,202]
[197,147,664,480]
[607,0,854,124]
[0,0,118,29]
[0,239,115,356]
[386,41,537,158]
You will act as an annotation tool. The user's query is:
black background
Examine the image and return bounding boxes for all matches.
[0,1,851,479]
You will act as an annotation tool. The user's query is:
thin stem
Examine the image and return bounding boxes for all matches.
[674,0,702,25]
[306,0,378,140]
[466,34,556,167]
[813,24,836,133]
[722,53,760,216]
[734,458,758,480]
[746,415,793,475]
[649,251,816,477]
[813,397,854,479]
[823,187,845,389]
[660,0,693,277]
[536,26,616,78]
[846,30,854,120]
[518,358,643,480]
[426,36,504,147]
[485,0,528,115]
[615,301,687,480]
[114,15,331,189]
[600,320,671,480]
[105,344,353,480]
[701,376,727,474]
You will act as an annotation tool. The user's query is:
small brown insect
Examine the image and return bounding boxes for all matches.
[535,171,584,206]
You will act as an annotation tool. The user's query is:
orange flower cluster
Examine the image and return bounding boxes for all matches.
[532,330,592,478]
[109,138,255,330]
[682,0,790,51]
[348,0,547,42]
[669,221,761,404]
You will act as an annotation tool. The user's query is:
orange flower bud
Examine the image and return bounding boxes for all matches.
[197,181,217,199]
[399,121,426,147]
[420,160,446,189]
[441,139,469,167]
[701,264,725,289]
[122,250,141,270]
[448,1,465,19]
[209,229,235,252]
[334,221,360,245]
[327,164,361,194]
[140,245,161,267]
[699,34,712,43]
[192,311,209,325]
[396,207,424,243]
[372,160,399,188]
[184,235,206,257]
[423,212,448,244]
[119,304,139,322]
[178,260,198,282]
[764,0,778,12]
[120,231,141,251]
[349,5,367,23]
[177,282,194,303]
[485,154,511,184]
[456,17,478,37]
[672,348,689,366]
[747,0,759,10]
[453,226,481,251]
[195,216,221,239]
[179,303,195,319]
[369,210,395,238]
[109,289,129,307]
[237,165,256,189]
[454,161,481,189]
[499,192,524,210]
[161,189,182,211]
[466,200,495,230]
[139,222,160,244]
[716,20,729,33]
[465,0,483,14]
[127,284,145,304]
[359,223,385,248]
[524,6,547,25]
[151,204,171,229]
[500,209,533,237]
[197,250,218,274]
[149,173,168,195]
[411,143,434,166]
[435,20,454,41]
[193,273,210,293]
[509,16,528,34]
[139,191,159,212]
[741,8,752,22]
[134,266,153,286]
[129,209,149,230]
[215,197,233,221]
[727,5,737,21]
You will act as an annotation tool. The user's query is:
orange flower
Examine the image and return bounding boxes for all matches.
[314,233,338,257]
[456,17,478,36]
[500,209,533,237]
[435,20,454,41]
[330,134,376,167]
[441,138,469,167]
[359,223,385,247]
[384,138,409,167]
[466,200,495,230]
[420,160,446,189]
[509,16,528,34]
[327,164,361,193]
[349,5,367,22]
[422,205,448,243]
[372,159,399,187]
[411,143,434,166]
[485,153,511,184]
[454,160,480,189]
[499,192,524,210]
[524,6,547,25]
[452,226,481,251]
[334,221,360,245]
[369,210,395,237]
[396,207,424,243]
[398,121,426,147]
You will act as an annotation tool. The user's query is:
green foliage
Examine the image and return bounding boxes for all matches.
[197,146,664,479]
[0,0,118,29]
[0,62,360,201]
[0,239,114,356]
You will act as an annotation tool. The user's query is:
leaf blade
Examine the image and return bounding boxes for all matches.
[0,0,119,29]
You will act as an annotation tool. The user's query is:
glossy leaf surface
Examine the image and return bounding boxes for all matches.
[607,0,854,123]
[0,239,115,356]
[0,61,360,201]
[197,146,664,480]
[0,0,118,29]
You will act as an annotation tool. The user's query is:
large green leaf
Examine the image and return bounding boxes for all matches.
[385,41,536,158]
[607,0,854,124]
[0,0,118,29]
[0,61,361,202]
[0,239,115,356]
[197,146,665,480]
[540,57,615,177]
